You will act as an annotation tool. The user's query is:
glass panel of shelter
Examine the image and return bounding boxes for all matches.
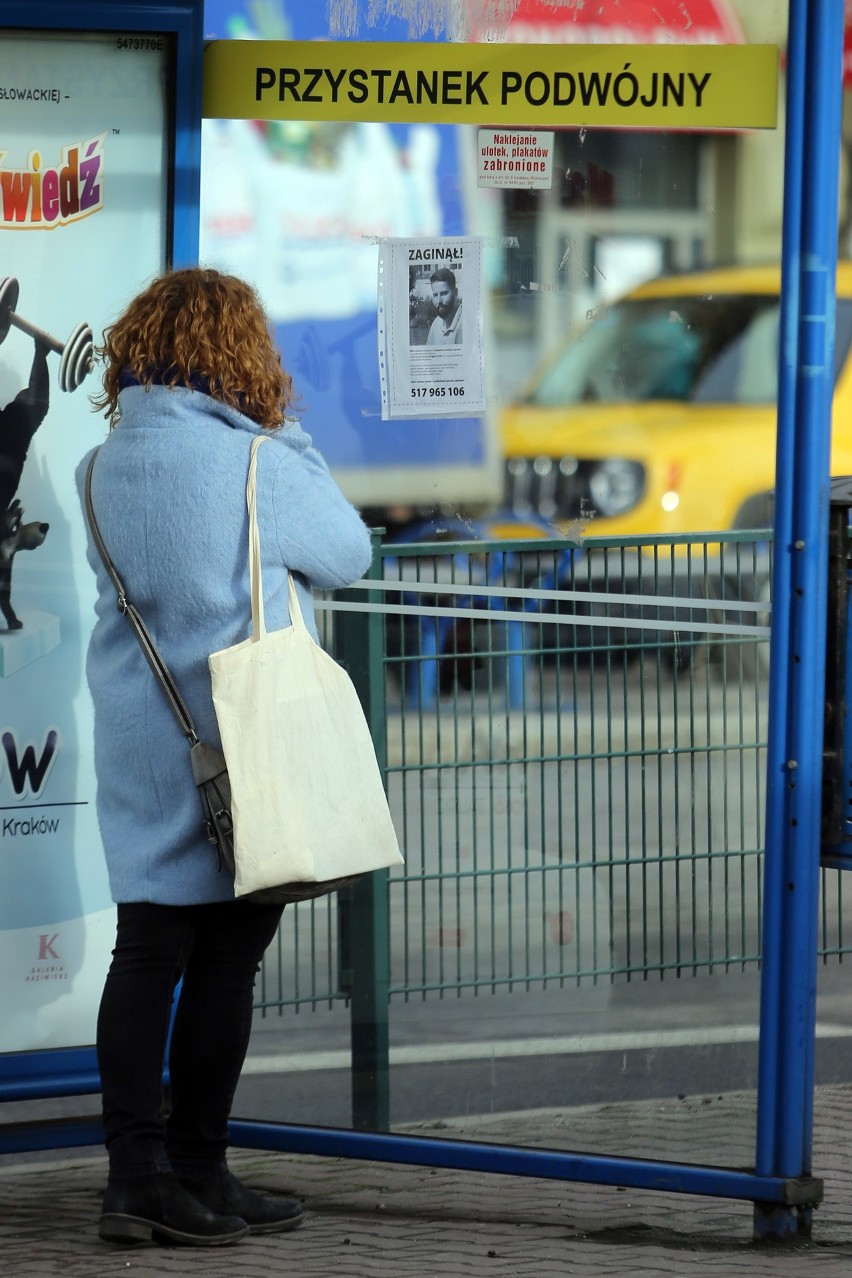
[202,101,773,1170]
[198,6,795,1167]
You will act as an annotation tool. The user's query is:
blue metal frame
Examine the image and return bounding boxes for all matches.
[0,0,203,1104]
[0,1047,99,1100]
[1,0,846,1247]
[228,1123,821,1207]
[0,1118,103,1156]
[754,0,845,1242]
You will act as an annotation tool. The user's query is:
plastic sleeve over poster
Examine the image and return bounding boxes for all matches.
[377,236,486,420]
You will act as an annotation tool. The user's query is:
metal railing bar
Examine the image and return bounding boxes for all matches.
[378,530,773,557]
[388,848,765,883]
[319,599,770,639]
[385,741,768,776]
[338,575,770,616]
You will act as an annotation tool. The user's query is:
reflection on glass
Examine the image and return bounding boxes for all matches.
[527,295,781,407]
[498,287,852,535]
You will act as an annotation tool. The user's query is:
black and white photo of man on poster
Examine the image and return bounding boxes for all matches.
[378,236,485,419]
[410,263,463,347]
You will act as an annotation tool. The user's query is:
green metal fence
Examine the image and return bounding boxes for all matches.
[255,528,846,1015]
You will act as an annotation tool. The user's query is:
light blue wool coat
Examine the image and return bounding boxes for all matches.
[78,384,373,905]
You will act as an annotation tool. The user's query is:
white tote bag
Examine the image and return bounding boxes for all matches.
[209,435,403,897]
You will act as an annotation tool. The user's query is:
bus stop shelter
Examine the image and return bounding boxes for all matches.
[0,0,847,1246]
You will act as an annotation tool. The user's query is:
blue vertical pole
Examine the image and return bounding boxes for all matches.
[755,0,807,1197]
[754,0,845,1242]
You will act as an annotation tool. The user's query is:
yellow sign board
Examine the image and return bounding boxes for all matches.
[203,40,778,130]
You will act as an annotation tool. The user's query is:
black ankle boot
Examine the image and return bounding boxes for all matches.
[99,1172,250,1246]
[176,1166,304,1234]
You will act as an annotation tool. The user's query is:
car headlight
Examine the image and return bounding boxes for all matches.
[588,459,645,517]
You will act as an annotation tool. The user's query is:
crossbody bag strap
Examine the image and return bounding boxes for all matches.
[84,450,199,746]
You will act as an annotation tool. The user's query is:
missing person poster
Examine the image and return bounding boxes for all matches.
[0,30,169,1054]
[378,236,486,419]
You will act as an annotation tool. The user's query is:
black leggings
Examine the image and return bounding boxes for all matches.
[97,899,284,1180]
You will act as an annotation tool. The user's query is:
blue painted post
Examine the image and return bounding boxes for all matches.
[405,615,440,708]
[505,616,526,710]
[754,0,845,1242]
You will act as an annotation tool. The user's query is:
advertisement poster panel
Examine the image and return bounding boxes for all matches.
[0,30,168,1052]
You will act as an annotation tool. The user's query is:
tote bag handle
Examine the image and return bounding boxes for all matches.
[247,435,309,643]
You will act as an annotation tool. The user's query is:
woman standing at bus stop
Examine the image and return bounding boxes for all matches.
[79,268,373,1247]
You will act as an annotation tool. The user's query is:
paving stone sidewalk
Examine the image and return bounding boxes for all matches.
[4,1086,852,1277]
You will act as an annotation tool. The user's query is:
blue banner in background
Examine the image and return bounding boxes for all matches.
[201,0,496,510]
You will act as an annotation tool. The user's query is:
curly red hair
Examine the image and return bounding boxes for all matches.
[92,267,294,430]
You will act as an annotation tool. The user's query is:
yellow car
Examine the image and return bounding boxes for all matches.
[498,263,852,537]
